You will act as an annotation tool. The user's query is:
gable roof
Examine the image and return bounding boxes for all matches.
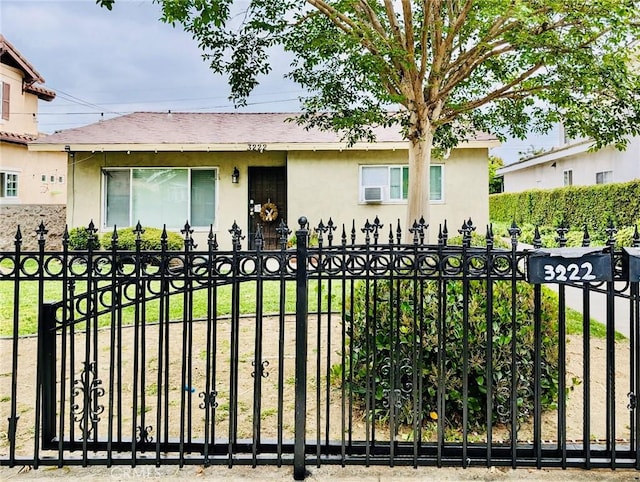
[0,35,56,101]
[30,112,498,152]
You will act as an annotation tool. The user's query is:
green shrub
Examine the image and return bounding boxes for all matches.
[100,227,184,250]
[345,272,559,430]
[490,180,640,235]
[67,227,101,250]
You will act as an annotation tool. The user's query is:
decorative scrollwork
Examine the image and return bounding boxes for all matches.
[628,391,637,411]
[72,361,105,440]
[136,425,154,444]
[199,390,219,410]
[251,360,270,379]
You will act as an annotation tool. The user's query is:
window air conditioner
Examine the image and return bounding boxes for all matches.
[363,186,384,203]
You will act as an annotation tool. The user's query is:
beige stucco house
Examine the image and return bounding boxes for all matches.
[30,112,497,250]
[0,35,67,250]
[497,128,640,193]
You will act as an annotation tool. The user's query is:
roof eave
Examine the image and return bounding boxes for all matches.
[29,139,498,153]
[497,140,592,175]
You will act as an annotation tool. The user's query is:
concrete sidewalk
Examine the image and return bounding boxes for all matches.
[1,464,639,481]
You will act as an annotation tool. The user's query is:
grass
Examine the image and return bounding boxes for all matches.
[0,258,336,337]
[546,287,626,341]
[0,258,624,341]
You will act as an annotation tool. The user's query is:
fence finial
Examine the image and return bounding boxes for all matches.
[582,225,591,247]
[555,222,568,247]
[110,226,119,249]
[36,221,48,245]
[326,218,336,246]
[229,221,244,250]
[508,221,521,248]
[633,224,640,248]
[181,222,196,249]
[13,227,23,249]
[533,226,542,249]
[62,225,69,249]
[372,216,383,244]
[208,224,218,251]
[485,224,494,248]
[362,219,373,244]
[276,218,291,250]
[605,219,617,248]
[254,224,264,251]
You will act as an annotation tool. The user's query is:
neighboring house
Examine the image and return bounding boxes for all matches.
[29,112,497,250]
[0,35,67,250]
[498,128,640,193]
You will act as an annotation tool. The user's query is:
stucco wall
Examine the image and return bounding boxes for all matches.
[0,64,40,135]
[0,142,67,205]
[67,150,286,249]
[67,147,489,250]
[0,204,66,251]
[287,148,489,241]
[502,137,640,193]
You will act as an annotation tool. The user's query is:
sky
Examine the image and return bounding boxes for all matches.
[1,0,559,164]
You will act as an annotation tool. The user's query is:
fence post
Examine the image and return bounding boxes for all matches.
[294,217,309,480]
[39,303,57,448]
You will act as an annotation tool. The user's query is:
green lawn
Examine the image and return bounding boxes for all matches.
[0,258,621,340]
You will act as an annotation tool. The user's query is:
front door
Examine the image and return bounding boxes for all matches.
[248,167,287,250]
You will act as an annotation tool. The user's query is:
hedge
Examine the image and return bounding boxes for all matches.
[67,226,184,250]
[490,180,640,234]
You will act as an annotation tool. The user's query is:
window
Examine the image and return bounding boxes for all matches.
[596,170,613,185]
[563,170,573,186]
[0,172,18,197]
[103,168,217,229]
[1,82,9,121]
[360,164,443,203]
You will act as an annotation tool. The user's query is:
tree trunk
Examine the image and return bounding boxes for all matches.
[405,128,434,241]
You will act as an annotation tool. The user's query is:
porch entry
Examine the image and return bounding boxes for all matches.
[248,166,287,250]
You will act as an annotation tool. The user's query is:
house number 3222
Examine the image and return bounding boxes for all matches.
[247,143,267,153]
[543,262,597,282]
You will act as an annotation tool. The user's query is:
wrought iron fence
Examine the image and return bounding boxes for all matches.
[0,217,639,480]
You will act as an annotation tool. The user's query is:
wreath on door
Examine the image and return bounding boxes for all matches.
[260,201,279,223]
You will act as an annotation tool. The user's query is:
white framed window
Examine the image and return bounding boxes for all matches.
[563,169,573,186]
[103,167,218,229]
[596,170,613,185]
[0,172,18,197]
[360,164,443,203]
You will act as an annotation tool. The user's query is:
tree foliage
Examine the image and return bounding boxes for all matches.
[97,0,640,224]
[488,155,503,194]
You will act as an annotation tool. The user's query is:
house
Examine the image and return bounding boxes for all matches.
[498,127,640,193]
[0,35,67,250]
[29,112,498,250]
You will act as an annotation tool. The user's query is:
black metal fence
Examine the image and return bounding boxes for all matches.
[0,217,639,480]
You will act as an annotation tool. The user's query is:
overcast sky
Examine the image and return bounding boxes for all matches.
[1,0,558,163]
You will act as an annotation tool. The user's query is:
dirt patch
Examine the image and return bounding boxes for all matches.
[0,316,633,458]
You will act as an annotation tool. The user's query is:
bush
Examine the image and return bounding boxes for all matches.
[67,227,101,250]
[345,267,559,430]
[100,227,184,250]
[490,180,640,235]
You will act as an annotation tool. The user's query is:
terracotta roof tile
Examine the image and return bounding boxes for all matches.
[0,131,37,145]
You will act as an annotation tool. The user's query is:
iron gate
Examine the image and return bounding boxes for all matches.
[0,217,639,480]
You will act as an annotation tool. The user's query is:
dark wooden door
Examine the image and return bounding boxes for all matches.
[248,167,287,250]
